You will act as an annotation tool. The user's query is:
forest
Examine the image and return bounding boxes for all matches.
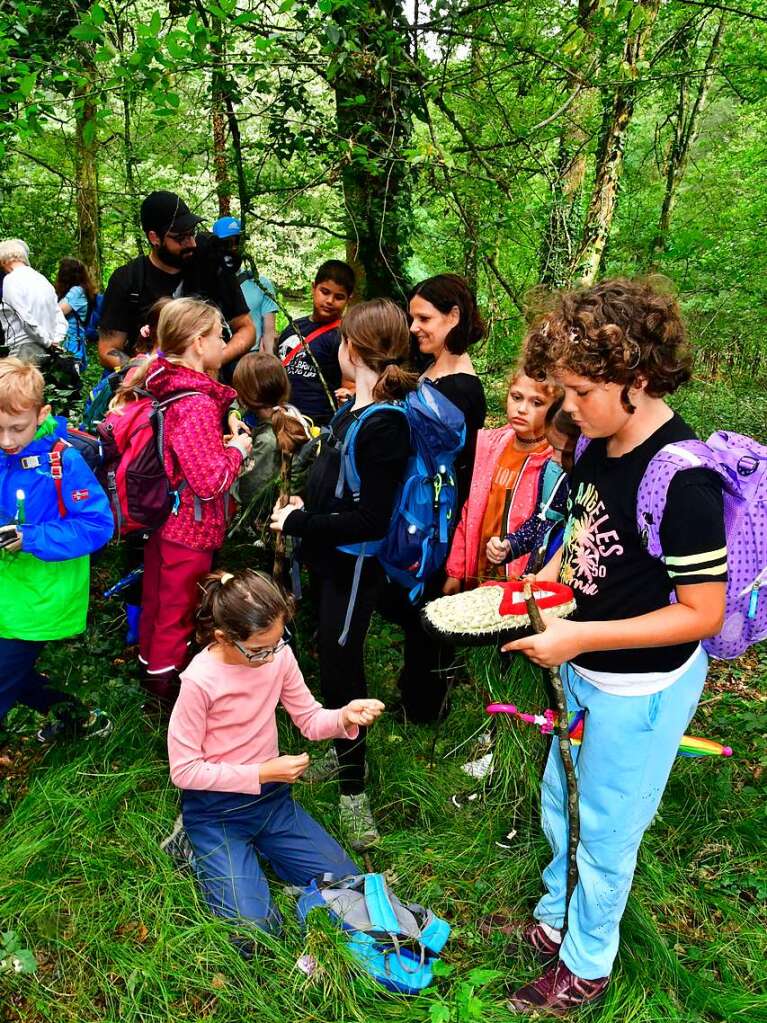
[1,0,767,1021]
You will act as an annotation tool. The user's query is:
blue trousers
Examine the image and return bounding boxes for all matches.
[534,650,708,979]
[182,783,359,934]
[0,638,73,723]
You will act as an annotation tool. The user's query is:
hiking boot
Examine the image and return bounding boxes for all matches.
[507,961,609,1016]
[301,746,369,784]
[160,814,195,872]
[36,708,112,745]
[339,792,380,851]
[478,915,561,963]
[301,745,339,783]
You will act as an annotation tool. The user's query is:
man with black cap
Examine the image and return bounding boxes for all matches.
[97,191,255,369]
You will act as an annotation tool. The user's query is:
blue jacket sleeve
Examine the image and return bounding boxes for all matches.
[20,448,114,561]
[505,470,570,561]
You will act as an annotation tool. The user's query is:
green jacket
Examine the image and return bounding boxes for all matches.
[0,416,113,641]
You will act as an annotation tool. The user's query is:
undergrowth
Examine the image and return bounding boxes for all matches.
[1,383,766,1021]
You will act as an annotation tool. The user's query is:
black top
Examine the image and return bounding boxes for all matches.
[100,254,248,353]
[284,403,411,576]
[563,413,727,675]
[428,373,487,513]
[277,316,342,426]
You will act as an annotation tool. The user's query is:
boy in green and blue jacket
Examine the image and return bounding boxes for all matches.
[0,358,114,742]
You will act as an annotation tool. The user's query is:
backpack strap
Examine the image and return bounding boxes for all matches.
[281,319,341,369]
[636,440,741,562]
[334,401,406,501]
[574,435,591,462]
[49,440,68,518]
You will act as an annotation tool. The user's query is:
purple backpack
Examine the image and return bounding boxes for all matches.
[576,431,767,660]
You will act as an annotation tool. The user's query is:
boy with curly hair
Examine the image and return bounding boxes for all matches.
[0,359,114,743]
[502,278,727,1015]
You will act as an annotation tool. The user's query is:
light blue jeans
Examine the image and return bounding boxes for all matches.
[534,650,708,979]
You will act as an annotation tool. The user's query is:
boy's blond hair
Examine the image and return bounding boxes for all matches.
[0,358,45,413]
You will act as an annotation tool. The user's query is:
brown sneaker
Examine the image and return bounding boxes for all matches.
[507,961,609,1016]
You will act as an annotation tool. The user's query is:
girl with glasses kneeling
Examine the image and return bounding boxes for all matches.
[166,567,383,947]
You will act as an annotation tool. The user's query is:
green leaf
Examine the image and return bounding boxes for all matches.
[94,45,114,62]
[466,968,503,986]
[70,23,102,41]
[318,0,333,12]
[165,92,180,108]
[149,10,161,35]
[165,30,190,60]
[280,0,295,9]
[429,1004,451,1023]
[326,24,340,45]
[90,4,106,26]
[13,949,37,974]
[18,74,36,97]
[431,960,455,977]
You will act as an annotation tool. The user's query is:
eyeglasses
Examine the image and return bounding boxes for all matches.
[165,229,199,243]
[233,627,291,664]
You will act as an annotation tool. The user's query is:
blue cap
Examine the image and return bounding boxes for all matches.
[211,216,242,239]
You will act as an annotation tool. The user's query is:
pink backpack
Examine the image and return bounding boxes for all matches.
[576,431,767,660]
[97,389,201,537]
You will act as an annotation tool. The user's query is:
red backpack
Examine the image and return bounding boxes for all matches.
[96,389,201,537]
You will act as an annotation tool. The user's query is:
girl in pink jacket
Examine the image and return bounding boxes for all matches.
[444,367,561,592]
[166,568,383,945]
[112,298,253,704]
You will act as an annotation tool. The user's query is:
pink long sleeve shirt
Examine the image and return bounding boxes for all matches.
[167,645,359,794]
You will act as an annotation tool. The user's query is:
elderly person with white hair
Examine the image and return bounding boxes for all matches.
[0,239,67,362]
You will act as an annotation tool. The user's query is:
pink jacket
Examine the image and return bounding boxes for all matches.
[446,425,552,583]
[168,645,358,793]
[145,358,242,551]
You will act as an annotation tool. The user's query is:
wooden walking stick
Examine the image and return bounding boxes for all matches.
[523,579,580,926]
[273,448,294,585]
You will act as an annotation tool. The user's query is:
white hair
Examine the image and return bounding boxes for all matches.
[0,239,30,266]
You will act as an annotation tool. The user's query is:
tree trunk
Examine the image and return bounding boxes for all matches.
[538,2,599,288]
[334,0,415,300]
[211,24,230,217]
[73,57,102,286]
[651,16,724,258]
[572,0,660,285]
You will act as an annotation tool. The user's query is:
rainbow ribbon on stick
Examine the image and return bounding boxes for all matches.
[486,703,733,759]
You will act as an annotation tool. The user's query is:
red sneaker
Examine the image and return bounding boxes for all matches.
[507,961,609,1016]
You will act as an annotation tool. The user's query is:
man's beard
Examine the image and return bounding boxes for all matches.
[157,243,195,269]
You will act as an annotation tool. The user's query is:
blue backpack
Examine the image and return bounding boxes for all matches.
[333,380,466,643]
[296,872,450,995]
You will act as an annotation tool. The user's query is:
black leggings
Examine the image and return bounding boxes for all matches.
[313,559,382,796]
[377,572,456,724]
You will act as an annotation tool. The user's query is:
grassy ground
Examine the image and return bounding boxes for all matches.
[1,380,766,1022]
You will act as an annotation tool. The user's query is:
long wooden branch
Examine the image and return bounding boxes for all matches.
[523,580,580,923]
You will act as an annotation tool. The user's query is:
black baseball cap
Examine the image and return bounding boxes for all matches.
[140,191,204,237]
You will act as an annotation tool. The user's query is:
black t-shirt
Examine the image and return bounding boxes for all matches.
[561,412,727,675]
[428,373,487,513]
[99,255,248,353]
[277,316,342,426]
[284,403,411,576]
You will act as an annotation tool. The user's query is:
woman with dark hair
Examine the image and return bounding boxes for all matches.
[380,273,488,724]
[55,258,96,366]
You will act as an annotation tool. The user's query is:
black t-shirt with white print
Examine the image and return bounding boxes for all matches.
[561,412,727,675]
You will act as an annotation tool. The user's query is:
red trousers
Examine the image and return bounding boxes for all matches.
[139,532,213,674]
